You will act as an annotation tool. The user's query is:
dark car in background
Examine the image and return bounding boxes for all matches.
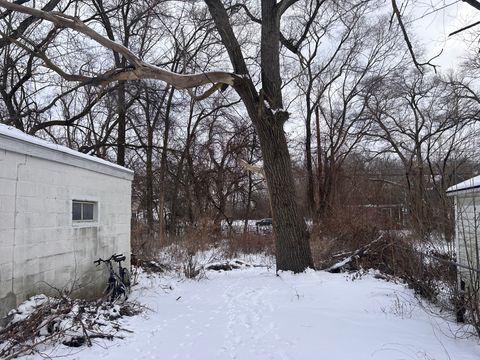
[255,218,273,233]
[256,218,272,227]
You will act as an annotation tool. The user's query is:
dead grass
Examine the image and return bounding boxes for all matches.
[223,232,274,258]
[132,220,274,276]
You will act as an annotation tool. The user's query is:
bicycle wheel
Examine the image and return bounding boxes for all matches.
[121,268,131,294]
[104,281,116,302]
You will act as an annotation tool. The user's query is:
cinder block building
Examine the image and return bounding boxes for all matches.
[0,124,133,320]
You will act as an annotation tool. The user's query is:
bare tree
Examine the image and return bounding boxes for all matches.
[365,70,479,238]
[292,3,405,217]
[0,0,325,271]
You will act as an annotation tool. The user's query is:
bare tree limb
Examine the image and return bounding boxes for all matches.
[0,0,240,92]
[289,0,325,54]
[227,3,261,24]
[449,19,480,36]
[462,0,480,12]
[277,0,300,16]
[391,0,438,73]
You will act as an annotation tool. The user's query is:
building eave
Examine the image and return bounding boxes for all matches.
[0,132,134,181]
[446,185,480,197]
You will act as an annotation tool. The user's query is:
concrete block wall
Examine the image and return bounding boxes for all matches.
[0,147,132,320]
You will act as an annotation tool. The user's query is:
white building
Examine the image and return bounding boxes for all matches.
[0,125,133,321]
[447,176,480,290]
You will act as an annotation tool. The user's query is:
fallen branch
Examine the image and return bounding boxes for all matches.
[239,159,265,178]
[326,234,385,273]
[3,327,73,360]
[0,295,143,358]
[205,259,251,271]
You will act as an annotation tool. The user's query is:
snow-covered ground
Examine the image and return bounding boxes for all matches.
[17,264,480,360]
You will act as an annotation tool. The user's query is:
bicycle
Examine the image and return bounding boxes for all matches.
[94,254,131,302]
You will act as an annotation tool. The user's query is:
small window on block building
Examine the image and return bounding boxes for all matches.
[72,200,97,221]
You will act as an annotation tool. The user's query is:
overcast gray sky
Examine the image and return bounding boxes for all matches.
[412,1,480,71]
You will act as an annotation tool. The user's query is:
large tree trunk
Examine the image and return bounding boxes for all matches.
[232,83,314,272]
[256,116,314,272]
[205,0,314,272]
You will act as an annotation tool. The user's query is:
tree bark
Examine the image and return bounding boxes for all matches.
[260,0,282,109]
[255,115,314,272]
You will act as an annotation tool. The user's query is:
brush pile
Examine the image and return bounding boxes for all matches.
[0,294,142,359]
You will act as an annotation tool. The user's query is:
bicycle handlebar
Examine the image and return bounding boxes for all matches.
[94,253,126,265]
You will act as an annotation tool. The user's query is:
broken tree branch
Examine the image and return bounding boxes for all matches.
[0,0,239,92]
[239,159,265,178]
[326,234,385,273]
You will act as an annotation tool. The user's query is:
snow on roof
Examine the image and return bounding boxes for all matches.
[0,124,133,176]
[446,175,480,194]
